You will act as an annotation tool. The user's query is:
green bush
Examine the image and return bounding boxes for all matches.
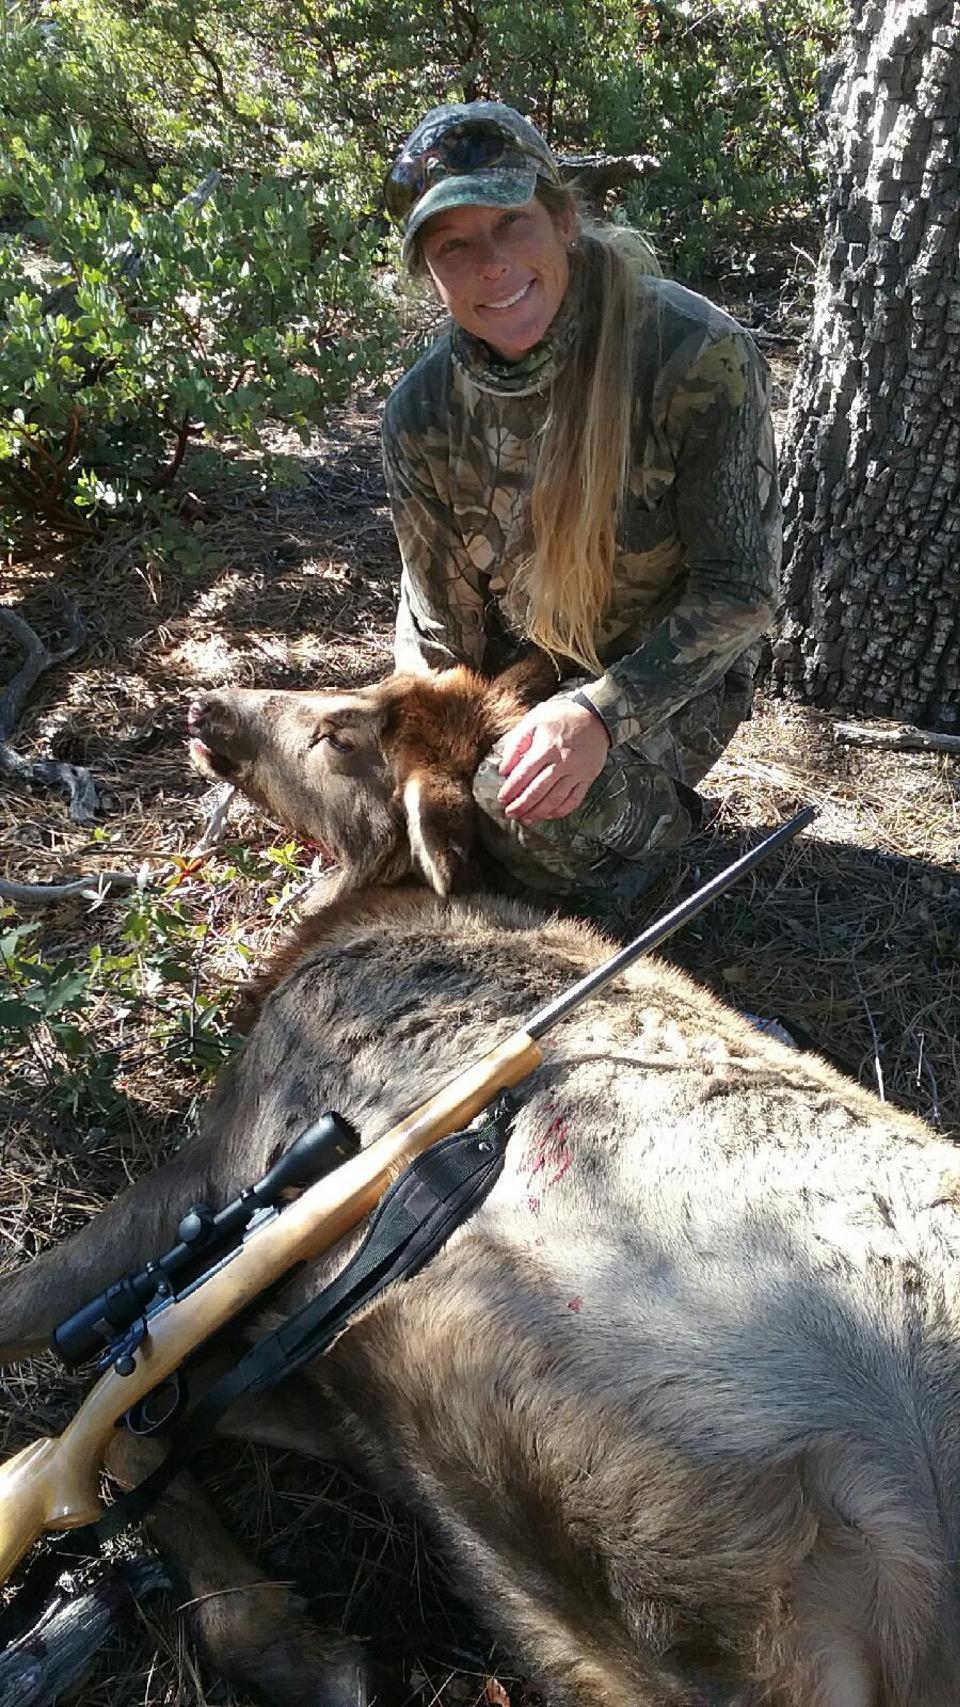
[615,0,843,282]
[3,1,844,229]
[0,0,286,185]
[0,125,393,544]
[0,0,844,551]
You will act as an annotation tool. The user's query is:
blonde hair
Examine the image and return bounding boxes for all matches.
[410,185,660,674]
[516,185,660,671]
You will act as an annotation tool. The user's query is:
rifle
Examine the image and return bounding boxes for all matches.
[0,805,816,1590]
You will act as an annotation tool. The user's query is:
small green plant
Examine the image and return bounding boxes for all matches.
[1,916,121,1120]
[0,918,95,1055]
[0,844,318,1129]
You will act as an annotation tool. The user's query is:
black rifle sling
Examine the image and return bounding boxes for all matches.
[88,1092,517,1546]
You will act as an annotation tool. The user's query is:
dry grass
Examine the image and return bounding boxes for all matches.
[671,701,959,1132]
[1,360,959,1704]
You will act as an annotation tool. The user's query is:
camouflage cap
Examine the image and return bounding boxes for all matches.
[385,103,562,266]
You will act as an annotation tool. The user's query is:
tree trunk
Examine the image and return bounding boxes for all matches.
[770,0,960,731]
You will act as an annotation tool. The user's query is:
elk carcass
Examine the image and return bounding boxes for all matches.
[1,662,959,1707]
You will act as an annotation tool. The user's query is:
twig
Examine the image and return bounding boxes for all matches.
[0,602,85,742]
[191,784,237,855]
[916,1033,941,1128]
[271,871,326,918]
[0,870,143,906]
[852,961,885,1102]
[833,721,960,754]
[187,35,262,130]
[153,411,193,490]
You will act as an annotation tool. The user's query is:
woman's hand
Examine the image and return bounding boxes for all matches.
[496,697,611,824]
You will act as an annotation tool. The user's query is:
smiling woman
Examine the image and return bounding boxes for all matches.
[381,103,782,934]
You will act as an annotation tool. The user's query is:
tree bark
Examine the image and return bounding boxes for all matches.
[771,0,960,731]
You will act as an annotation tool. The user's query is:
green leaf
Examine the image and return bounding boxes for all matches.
[0,920,41,958]
[0,998,44,1030]
[41,970,92,1014]
[51,1023,92,1058]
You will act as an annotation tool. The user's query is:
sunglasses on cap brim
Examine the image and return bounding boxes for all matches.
[384,120,549,224]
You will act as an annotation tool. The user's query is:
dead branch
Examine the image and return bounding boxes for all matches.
[0,603,84,743]
[0,600,101,821]
[176,169,223,215]
[833,721,960,754]
[0,1554,170,1707]
[0,785,236,908]
[0,746,99,824]
[0,869,143,906]
[191,783,237,855]
[560,152,660,207]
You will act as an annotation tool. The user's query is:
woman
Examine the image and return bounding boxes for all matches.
[382,102,781,924]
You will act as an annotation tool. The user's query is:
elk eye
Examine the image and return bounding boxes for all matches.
[308,726,351,753]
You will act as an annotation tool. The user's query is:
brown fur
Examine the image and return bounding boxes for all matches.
[384,655,556,777]
[242,883,437,1018]
[187,651,558,901]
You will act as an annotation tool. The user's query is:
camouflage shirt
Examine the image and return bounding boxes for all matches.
[383,270,781,749]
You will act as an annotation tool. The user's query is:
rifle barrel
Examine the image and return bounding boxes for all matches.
[526,804,817,1041]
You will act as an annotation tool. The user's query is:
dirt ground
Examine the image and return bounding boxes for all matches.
[1,341,959,1704]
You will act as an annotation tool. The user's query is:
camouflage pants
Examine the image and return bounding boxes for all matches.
[472,668,753,919]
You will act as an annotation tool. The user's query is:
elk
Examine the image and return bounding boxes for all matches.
[186,654,561,903]
[2,660,960,1707]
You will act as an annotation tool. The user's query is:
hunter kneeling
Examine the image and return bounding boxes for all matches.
[381,102,780,929]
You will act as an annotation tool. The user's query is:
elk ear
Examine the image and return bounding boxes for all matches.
[399,768,476,895]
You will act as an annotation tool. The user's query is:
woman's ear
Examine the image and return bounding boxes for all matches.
[556,205,578,249]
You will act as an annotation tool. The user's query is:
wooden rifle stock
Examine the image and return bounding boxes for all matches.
[0,1028,542,1586]
[0,803,817,1590]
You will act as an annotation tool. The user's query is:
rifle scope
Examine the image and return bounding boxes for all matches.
[52,1111,360,1371]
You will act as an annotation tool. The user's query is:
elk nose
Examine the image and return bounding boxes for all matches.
[187,693,239,743]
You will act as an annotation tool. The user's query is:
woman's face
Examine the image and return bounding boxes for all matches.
[420,197,575,360]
